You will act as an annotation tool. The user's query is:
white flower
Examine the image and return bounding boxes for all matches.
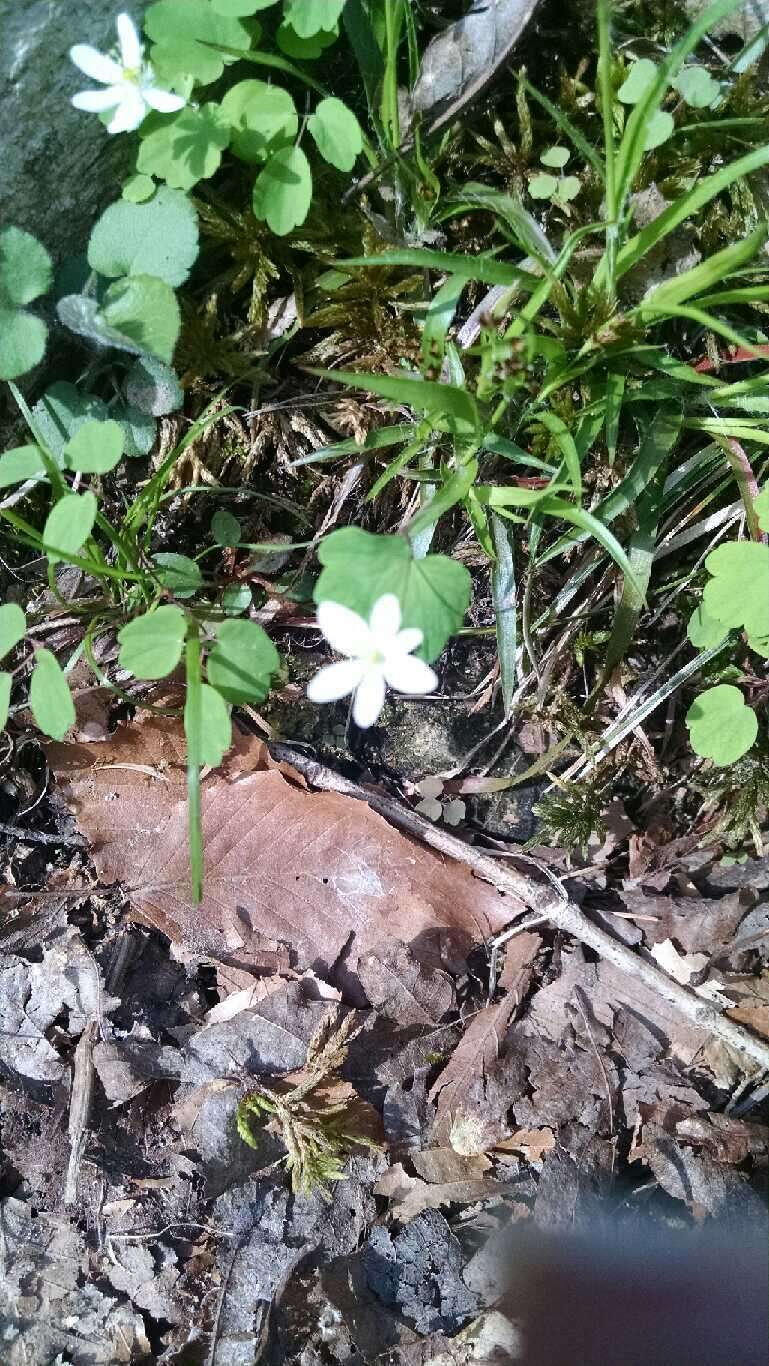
[70,12,185,135]
[307,594,438,729]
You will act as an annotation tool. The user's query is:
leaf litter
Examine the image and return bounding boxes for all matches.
[0,700,762,1361]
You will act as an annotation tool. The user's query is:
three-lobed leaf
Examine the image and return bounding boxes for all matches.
[702,541,769,655]
[145,0,254,83]
[118,605,187,679]
[137,105,231,189]
[283,0,345,37]
[686,684,758,767]
[220,80,298,162]
[315,529,471,663]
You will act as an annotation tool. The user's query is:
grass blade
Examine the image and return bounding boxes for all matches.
[491,513,517,717]
[340,249,539,289]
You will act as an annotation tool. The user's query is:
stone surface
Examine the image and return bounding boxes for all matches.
[0,1,147,265]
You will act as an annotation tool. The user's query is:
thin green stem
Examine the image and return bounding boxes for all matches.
[382,0,401,150]
[596,0,618,303]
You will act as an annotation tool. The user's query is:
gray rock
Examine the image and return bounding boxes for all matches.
[0,1,147,264]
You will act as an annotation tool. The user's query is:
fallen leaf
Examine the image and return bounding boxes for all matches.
[497,1127,556,1163]
[619,889,752,954]
[372,1161,503,1222]
[48,720,516,978]
[651,938,709,985]
[356,940,455,1025]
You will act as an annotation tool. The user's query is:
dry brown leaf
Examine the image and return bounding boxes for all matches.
[373,1161,503,1223]
[496,1127,556,1163]
[356,941,455,1025]
[48,720,512,978]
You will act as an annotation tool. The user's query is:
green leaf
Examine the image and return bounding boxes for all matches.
[63,419,124,474]
[151,552,203,598]
[211,0,278,12]
[283,0,345,38]
[686,685,758,766]
[307,97,363,172]
[558,176,581,202]
[687,604,728,649]
[221,584,252,614]
[112,403,156,457]
[212,508,242,546]
[308,367,479,439]
[125,356,183,416]
[702,541,769,655]
[541,145,570,168]
[531,411,581,496]
[490,514,516,718]
[29,649,75,741]
[0,603,26,662]
[674,66,720,108]
[122,174,156,203]
[0,673,11,731]
[636,226,767,319]
[185,681,232,765]
[118,605,187,679]
[87,187,199,287]
[529,173,559,199]
[42,492,97,565]
[100,275,181,363]
[252,145,312,234]
[0,444,48,489]
[315,529,471,662]
[340,248,537,290]
[277,20,338,57]
[643,110,675,150]
[754,486,769,532]
[145,0,254,84]
[206,619,280,702]
[137,105,231,189]
[618,58,659,104]
[0,224,52,378]
[32,382,111,457]
[220,80,298,162]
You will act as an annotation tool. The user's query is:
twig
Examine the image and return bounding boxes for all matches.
[0,820,86,847]
[65,1019,97,1207]
[269,743,769,1074]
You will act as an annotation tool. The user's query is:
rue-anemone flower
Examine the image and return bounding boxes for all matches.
[307,594,438,729]
[70,12,185,135]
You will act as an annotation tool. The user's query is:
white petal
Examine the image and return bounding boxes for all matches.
[352,670,386,728]
[384,655,438,695]
[369,593,401,640]
[70,44,124,84]
[393,626,423,655]
[316,600,371,657]
[72,87,123,111]
[107,89,148,133]
[144,86,186,113]
[307,659,366,704]
[117,13,143,69]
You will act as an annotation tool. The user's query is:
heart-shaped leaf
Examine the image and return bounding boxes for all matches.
[87,187,199,287]
[686,685,758,767]
[529,173,559,200]
[618,58,659,105]
[307,97,363,172]
[283,0,345,38]
[63,420,125,474]
[540,145,570,168]
[0,603,26,662]
[252,146,312,234]
[206,619,280,702]
[42,492,98,565]
[151,552,203,598]
[118,605,187,679]
[0,227,53,379]
[674,66,720,109]
[221,80,298,162]
[29,649,75,741]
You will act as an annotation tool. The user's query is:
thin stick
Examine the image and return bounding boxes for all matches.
[269,743,769,1074]
[0,820,86,847]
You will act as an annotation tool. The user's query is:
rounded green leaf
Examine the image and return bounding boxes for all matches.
[0,307,47,380]
[212,0,277,10]
[557,176,581,202]
[0,672,11,731]
[63,419,124,474]
[220,81,298,163]
[754,486,769,533]
[307,97,363,172]
[283,0,345,37]
[315,528,471,663]
[185,681,232,767]
[137,105,231,190]
[212,509,242,546]
[221,583,252,615]
[151,552,203,598]
[114,402,157,456]
[528,173,559,200]
[145,0,254,84]
[0,603,26,662]
[0,226,52,307]
[206,619,280,703]
[118,605,187,679]
[101,275,181,363]
[687,604,727,649]
[686,685,758,767]
[618,58,659,105]
[703,541,769,654]
[29,649,75,741]
[276,20,338,57]
[674,66,720,109]
[87,187,199,287]
[0,444,48,489]
[125,356,183,417]
[644,110,674,151]
[122,174,156,203]
[42,492,97,565]
[540,146,570,169]
[33,382,110,457]
[252,146,312,234]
